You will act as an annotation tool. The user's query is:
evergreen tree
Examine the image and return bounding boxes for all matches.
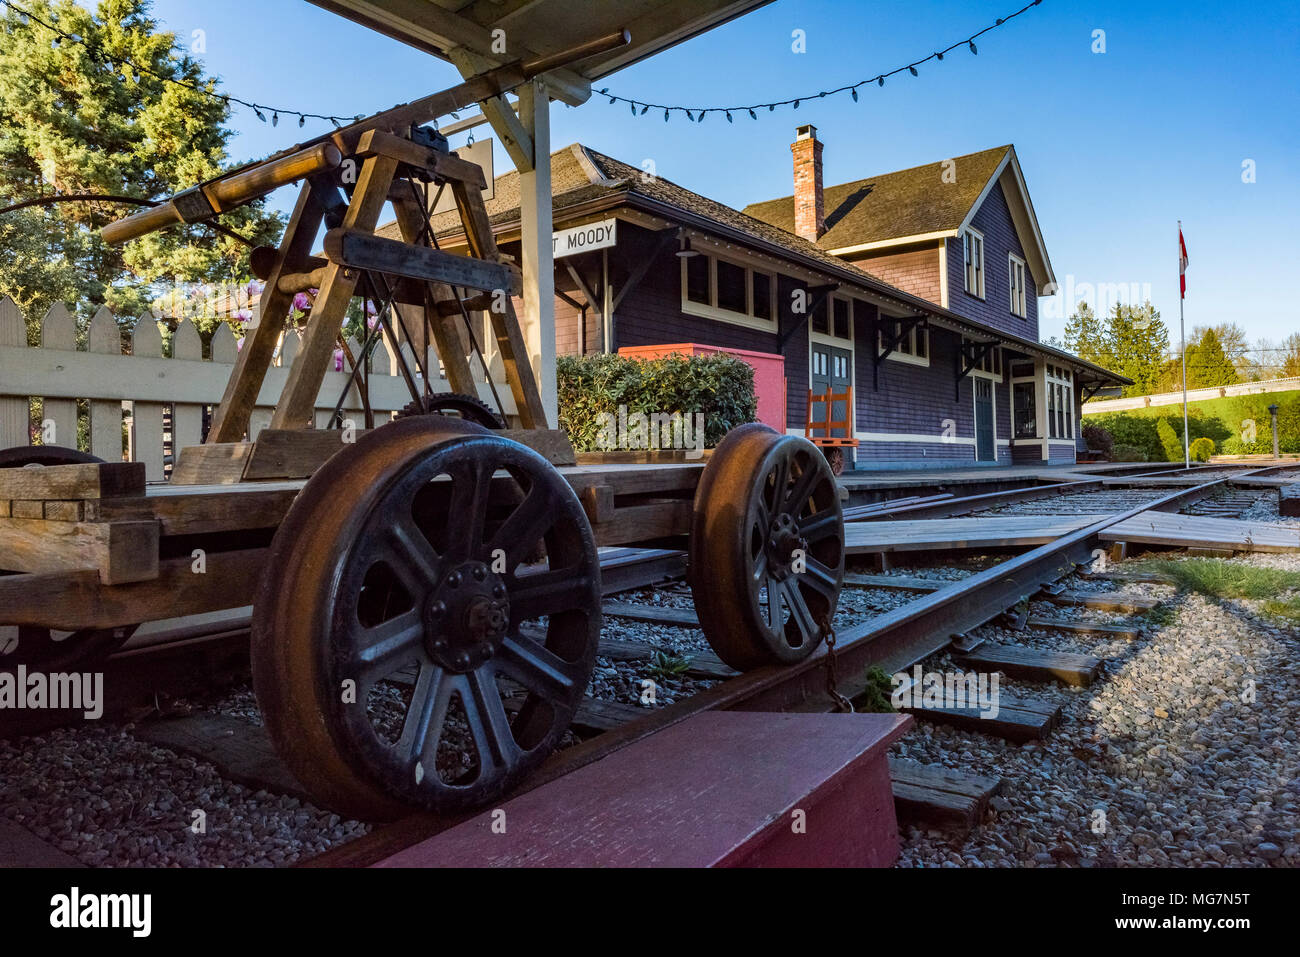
[0,0,282,337]
[1185,327,1238,388]
[1063,301,1112,367]
[1107,301,1169,397]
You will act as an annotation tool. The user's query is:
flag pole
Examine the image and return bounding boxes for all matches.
[1179,220,1189,468]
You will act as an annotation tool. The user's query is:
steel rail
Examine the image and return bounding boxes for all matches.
[309,477,1227,866]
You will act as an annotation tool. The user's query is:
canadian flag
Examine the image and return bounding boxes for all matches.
[1179,227,1189,299]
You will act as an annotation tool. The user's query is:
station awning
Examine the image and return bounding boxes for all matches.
[308,0,774,103]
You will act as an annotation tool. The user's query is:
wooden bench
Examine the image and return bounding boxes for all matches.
[372,711,912,868]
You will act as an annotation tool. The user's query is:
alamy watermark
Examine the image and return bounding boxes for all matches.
[0,667,104,720]
[891,665,1000,719]
[594,405,705,459]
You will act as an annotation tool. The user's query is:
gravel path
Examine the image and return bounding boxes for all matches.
[895,581,1300,867]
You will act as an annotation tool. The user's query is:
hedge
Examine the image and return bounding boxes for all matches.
[556,352,758,452]
[1084,389,1300,461]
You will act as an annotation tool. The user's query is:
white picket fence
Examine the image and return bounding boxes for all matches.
[0,297,514,480]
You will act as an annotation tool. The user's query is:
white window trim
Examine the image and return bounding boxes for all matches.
[679,250,778,332]
[965,340,1004,382]
[963,227,985,300]
[1008,253,1027,318]
[877,315,930,367]
[1044,363,1075,442]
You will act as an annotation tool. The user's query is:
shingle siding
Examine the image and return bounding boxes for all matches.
[947,181,1038,340]
[844,244,942,305]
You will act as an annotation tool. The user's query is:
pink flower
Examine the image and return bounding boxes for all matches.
[236,337,244,352]
[333,347,344,372]
[293,292,313,312]
[367,314,379,330]
[234,308,253,322]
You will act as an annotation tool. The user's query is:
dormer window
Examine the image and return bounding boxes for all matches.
[963,227,985,299]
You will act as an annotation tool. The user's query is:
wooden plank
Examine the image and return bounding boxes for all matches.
[0,547,266,631]
[324,228,522,295]
[134,713,314,804]
[241,428,367,480]
[42,500,84,521]
[0,517,158,584]
[1026,616,1142,640]
[889,757,1003,831]
[1281,484,1300,517]
[170,443,252,485]
[571,695,648,734]
[901,692,1061,743]
[956,643,1103,687]
[86,482,302,535]
[171,318,206,454]
[598,547,686,595]
[1103,510,1300,553]
[452,178,548,429]
[499,428,575,466]
[86,307,123,461]
[0,461,144,500]
[39,304,77,449]
[10,501,43,519]
[130,316,166,481]
[593,500,693,547]
[1044,590,1160,614]
[602,600,699,627]
[845,514,1100,554]
[271,154,399,431]
[1077,568,1176,585]
[208,182,329,442]
[0,296,27,449]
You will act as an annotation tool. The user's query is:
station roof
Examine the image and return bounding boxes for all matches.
[308,0,774,101]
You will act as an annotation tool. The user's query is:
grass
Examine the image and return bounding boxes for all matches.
[1137,558,1300,627]
[854,666,897,714]
[646,650,693,681]
[1139,558,1300,599]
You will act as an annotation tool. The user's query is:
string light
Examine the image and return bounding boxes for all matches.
[596,0,1042,123]
[1,0,360,128]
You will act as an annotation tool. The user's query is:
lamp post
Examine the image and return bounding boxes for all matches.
[1269,403,1280,460]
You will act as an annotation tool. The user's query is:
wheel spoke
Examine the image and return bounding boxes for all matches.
[400,662,453,765]
[490,485,560,571]
[443,458,492,560]
[800,557,840,601]
[766,455,791,514]
[509,567,596,621]
[780,577,819,642]
[384,513,442,589]
[798,508,840,544]
[463,668,521,770]
[765,577,783,631]
[351,609,424,682]
[496,632,580,702]
[783,457,822,514]
[751,548,769,584]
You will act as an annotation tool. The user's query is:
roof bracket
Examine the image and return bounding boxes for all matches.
[778,283,837,351]
[955,338,998,399]
[873,315,924,391]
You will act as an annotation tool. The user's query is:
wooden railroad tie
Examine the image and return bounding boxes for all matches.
[900,690,1062,743]
[955,643,1104,688]
[889,757,1004,834]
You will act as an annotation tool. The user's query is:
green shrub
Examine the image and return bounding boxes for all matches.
[556,352,757,452]
[1189,436,1215,462]
[1157,418,1184,461]
[1081,422,1114,456]
[1112,444,1147,462]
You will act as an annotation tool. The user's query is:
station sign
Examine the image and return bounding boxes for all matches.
[553,218,617,259]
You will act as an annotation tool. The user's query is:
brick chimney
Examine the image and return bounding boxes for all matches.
[791,124,825,242]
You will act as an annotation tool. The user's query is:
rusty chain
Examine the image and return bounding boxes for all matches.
[818,613,854,714]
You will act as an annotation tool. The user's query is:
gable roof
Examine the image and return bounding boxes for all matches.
[398,143,1118,385]
[742,144,1057,294]
[742,145,1010,249]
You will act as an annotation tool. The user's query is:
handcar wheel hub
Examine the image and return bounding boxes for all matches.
[423,561,511,672]
[767,512,807,575]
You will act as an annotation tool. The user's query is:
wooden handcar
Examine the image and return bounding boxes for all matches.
[0,35,847,820]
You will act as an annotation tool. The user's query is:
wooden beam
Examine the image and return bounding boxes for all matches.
[323,228,522,293]
[270,154,399,431]
[0,517,158,584]
[207,181,328,442]
[518,79,558,426]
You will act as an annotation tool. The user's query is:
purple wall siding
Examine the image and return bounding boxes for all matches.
[857,441,975,465]
[946,181,1038,340]
[1047,443,1077,463]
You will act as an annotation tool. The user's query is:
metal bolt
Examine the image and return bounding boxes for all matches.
[492,583,506,599]
[430,600,446,617]
[447,571,462,587]
[432,638,446,651]
[454,651,471,669]
[473,565,486,581]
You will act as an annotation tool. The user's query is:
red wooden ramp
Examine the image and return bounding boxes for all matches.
[374,711,912,868]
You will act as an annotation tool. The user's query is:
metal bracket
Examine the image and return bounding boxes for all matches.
[172,186,217,223]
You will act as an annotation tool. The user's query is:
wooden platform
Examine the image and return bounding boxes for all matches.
[371,711,912,868]
[846,511,1300,555]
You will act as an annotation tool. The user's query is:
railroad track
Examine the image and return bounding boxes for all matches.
[4,469,1289,867]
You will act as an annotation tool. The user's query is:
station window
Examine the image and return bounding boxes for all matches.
[680,249,777,329]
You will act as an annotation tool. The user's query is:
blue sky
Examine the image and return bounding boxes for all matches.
[139,0,1299,350]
